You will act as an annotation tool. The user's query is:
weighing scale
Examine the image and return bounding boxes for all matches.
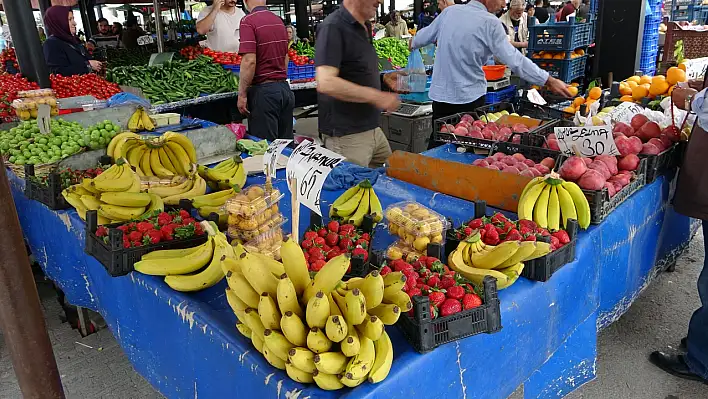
[487,77,511,91]
[391,102,433,117]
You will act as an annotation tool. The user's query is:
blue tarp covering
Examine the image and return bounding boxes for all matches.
[8,143,696,399]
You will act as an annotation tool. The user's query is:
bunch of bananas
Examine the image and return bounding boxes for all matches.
[61,162,163,224]
[189,187,238,225]
[134,223,233,292]
[518,173,590,230]
[107,131,197,178]
[144,174,208,206]
[127,107,155,132]
[329,180,383,226]
[225,237,401,389]
[448,234,551,289]
[197,156,246,191]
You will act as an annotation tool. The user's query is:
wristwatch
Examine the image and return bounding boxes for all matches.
[685,94,693,111]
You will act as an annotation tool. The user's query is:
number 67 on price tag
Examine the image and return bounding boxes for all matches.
[286,141,345,216]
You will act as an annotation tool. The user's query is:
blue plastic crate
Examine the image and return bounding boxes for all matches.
[697,8,708,23]
[531,54,587,82]
[528,20,594,51]
[485,85,517,104]
[287,63,315,80]
[223,64,240,74]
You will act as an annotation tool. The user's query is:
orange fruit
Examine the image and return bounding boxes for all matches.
[667,66,687,85]
[667,84,676,96]
[570,82,580,87]
[627,76,641,84]
[678,63,687,71]
[627,80,639,89]
[563,106,576,114]
[532,53,541,59]
[573,97,585,107]
[543,53,553,59]
[588,87,602,100]
[639,75,652,85]
[649,79,669,96]
[620,95,635,102]
[575,48,585,56]
[568,86,579,96]
[640,83,651,91]
[652,75,666,84]
[632,85,648,100]
[553,53,564,59]
[619,82,632,96]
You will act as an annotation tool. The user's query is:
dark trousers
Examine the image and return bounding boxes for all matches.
[685,220,708,378]
[429,97,486,149]
[247,81,295,141]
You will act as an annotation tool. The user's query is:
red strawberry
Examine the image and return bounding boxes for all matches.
[491,213,508,225]
[359,233,371,241]
[407,287,422,297]
[314,237,326,247]
[352,247,368,262]
[123,240,131,248]
[128,231,142,242]
[416,282,424,289]
[95,226,108,237]
[136,221,154,233]
[519,225,534,236]
[421,284,431,292]
[538,228,551,237]
[405,276,417,291]
[325,232,339,247]
[380,265,392,275]
[440,276,455,289]
[524,234,537,241]
[301,239,314,250]
[506,229,522,241]
[549,235,560,250]
[468,218,483,229]
[394,262,414,272]
[552,230,571,245]
[427,291,446,307]
[178,209,190,219]
[425,257,439,268]
[339,237,354,251]
[463,227,473,236]
[439,298,462,317]
[323,244,332,252]
[485,229,500,245]
[326,247,340,260]
[327,220,339,233]
[131,241,141,247]
[402,268,418,281]
[518,219,538,231]
[462,293,482,310]
[146,230,161,244]
[303,252,310,262]
[479,229,487,240]
[308,246,323,257]
[117,225,129,233]
[503,221,515,233]
[304,231,318,241]
[339,224,355,236]
[427,274,440,288]
[182,217,196,226]
[429,304,438,319]
[311,260,326,271]
[317,227,328,237]
[446,285,465,300]
[355,238,368,249]
[484,223,496,233]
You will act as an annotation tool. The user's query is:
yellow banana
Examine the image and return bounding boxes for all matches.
[340,374,367,388]
[140,109,155,131]
[157,147,177,174]
[324,315,348,343]
[307,327,332,354]
[164,132,197,163]
[281,237,311,296]
[340,322,361,357]
[556,183,578,229]
[288,347,316,373]
[263,329,294,361]
[306,291,330,329]
[100,192,151,207]
[126,171,142,193]
[346,270,384,310]
[235,321,251,338]
[147,176,194,198]
[347,189,370,227]
[98,204,146,221]
[344,336,375,380]
[519,176,545,204]
[448,249,510,286]
[149,148,174,179]
[107,132,139,159]
[242,307,265,338]
[191,188,235,209]
[277,276,304,318]
[313,351,348,375]
[161,175,206,205]
[280,311,308,347]
[381,289,412,312]
[343,289,367,326]
[127,108,142,132]
[262,345,286,370]
[240,252,279,296]
[561,181,590,229]
[164,236,228,292]
[79,194,101,211]
[334,187,365,218]
[164,141,192,176]
[548,185,560,232]
[162,145,186,176]
[470,240,520,269]
[529,241,553,259]
[126,144,147,169]
[225,270,260,308]
[302,253,351,304]
[258,293,282,330]
[142,242,204,260]
[140,151,154,177]
[62,190,88,219]
[368,303,401,325]
[249,252,285,277]
[355,315,384,341]
[330,184,362,217]
[496,263,525,289]
[368,330,393,383]
[518,181,547,221]
[134,238,214,275]
[533,184,551,229]
[225,288,248,321]
[368,187,384,222]
[285,360,314,383]
[496,241,537,269]
[312,370,344,390]
[251,329,265,353]
[93,165,134,192]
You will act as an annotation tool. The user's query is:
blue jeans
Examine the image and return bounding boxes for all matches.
[685,221,708,378]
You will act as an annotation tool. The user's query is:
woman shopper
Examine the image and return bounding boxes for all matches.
[42,6,101,76]
[649,81,708,384]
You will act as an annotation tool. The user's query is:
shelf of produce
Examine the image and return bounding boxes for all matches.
[5,141,697,399]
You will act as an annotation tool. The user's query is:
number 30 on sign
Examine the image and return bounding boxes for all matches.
[554,125,620,157]
[286,141,345,215]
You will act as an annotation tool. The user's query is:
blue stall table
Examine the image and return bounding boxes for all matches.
[8,143,695,399]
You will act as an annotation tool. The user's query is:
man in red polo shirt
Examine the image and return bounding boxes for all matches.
[237,0,294,140]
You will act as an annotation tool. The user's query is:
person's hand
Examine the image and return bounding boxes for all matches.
[375,92,401,113]
[213,0,225,9]
[518,41,528,48]
[382,71,408,93]
[89,60,103,71]
[686,79,704,91]
[545,77,572,98]
[671,88,698,111]
[237,95,249,116]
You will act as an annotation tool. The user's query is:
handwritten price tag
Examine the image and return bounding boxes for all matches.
[137,35,154,46]
[37,104,51,134]
[609,101,643,124]
[286,141,345,215]
[554,125,620,157]
[263,139,292,178]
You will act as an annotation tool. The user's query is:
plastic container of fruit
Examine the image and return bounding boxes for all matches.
[242,229,284,260]
[638,142,683,184]
[307,211,374,279]
[224,185,283,218]
[17,89,55,98]
[385,240,428,264]
[522,219,579,281]
[23,164,70,211]
[433,112,545,151]
[229,215,287,242]
[227,205,282,231]
[385,201,449,241]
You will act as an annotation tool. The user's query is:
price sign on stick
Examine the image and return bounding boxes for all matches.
[554,125,620,157]
[37,104,51,134]
[137,35,155,46]
[263,139,292,178]
[527,88,547,105]
[286,141,345,215]
[609,102,643,125]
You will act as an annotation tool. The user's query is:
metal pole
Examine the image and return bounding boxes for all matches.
[153,2,165,52]
[294,0,309,40]
[78,0,93,39]
[3,0,50,87]
[38,0,51,18]
[0,160,65,399]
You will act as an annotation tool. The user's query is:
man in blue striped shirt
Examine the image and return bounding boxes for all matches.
[411,0,571,148]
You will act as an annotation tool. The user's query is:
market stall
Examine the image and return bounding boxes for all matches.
[7,134,695,398]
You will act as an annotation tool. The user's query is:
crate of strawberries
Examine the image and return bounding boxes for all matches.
[381,245,501,353]
[447,212,578,282]
[300,213,374,278]
[85,209,210,277]
[24,164,106,210]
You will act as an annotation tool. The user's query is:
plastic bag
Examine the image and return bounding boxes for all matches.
[225,123,247,140]
[397,49,427,92]
[407,49,425,75]
[107,92,151,109]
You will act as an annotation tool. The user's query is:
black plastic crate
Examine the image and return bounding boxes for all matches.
[639,142,683,184]
[515,98,575,121]
[23,165,70,210]
[434,112,544,151]
[84,210,210,277]
[527,20,594,51]
[475,102,516,118]
[397,275,501,353]
[309,212,374,279]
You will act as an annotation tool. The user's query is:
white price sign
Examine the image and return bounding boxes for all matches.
[37,104,51,134]
[263,139,292,178]
[554,125,620,157]
[137,35,154,46]
[286,141,345,215]
[608,101,643,125]
[526,88,547,105]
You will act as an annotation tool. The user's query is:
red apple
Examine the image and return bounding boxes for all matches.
[639,121,662,141]
[617,154,640,171]
[559,156,588,181]
[630,114,649,131]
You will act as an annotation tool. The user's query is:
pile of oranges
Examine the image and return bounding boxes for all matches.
[562,86,603,115]
[531,48,586,60]
[618,66,687,102]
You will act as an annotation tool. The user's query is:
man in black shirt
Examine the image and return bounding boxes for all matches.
[535,0,550,23]
[315,0,401,168]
